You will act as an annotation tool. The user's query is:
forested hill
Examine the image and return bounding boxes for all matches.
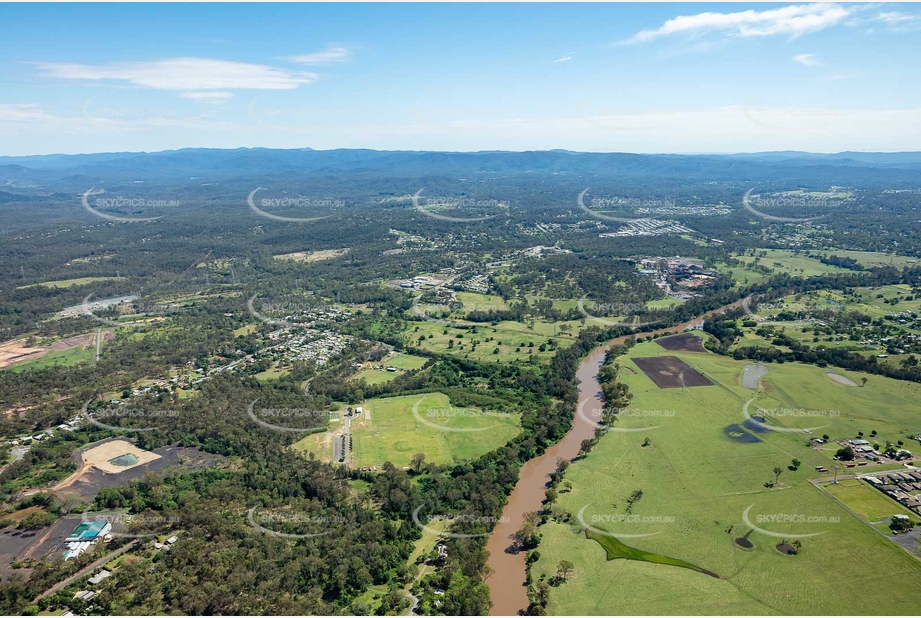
[2,148,921,189]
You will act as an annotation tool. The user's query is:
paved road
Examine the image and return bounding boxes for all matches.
[34,540,137,602]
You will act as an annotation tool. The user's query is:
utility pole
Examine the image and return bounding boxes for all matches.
[833,465,840,485]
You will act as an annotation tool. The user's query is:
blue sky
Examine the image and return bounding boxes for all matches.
[1,2,919,155]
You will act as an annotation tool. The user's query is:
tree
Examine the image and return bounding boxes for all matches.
[410,452,426,474]
[773,466,783,484]
[861,377,868,387]
[788,458,801,471]
[555,560,575,581]
[642,437,651,447]
[836,445,855,461]
[513,512,540,550]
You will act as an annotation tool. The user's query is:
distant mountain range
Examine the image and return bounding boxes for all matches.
[2,148,920,191]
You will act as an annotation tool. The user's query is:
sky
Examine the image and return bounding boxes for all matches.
[1,2,920,156]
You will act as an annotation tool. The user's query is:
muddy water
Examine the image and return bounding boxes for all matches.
[485,300,745,616]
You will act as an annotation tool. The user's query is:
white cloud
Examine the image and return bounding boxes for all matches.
[625,3,854,43]
[553,53,574,63]
[179,91,234,103]
[287,46,350,65]
[0,104,61,122]
[793,53,820,66]
[874,11,921,32]
[32,58,318,92]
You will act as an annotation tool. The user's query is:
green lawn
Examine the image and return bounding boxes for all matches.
[254,365,289,382]
[296,393,519,468]
[351,393,519,468]
[534,340,921,615]
[351,354,429,386]
[456,292,509,314]
[383,353,428,370]
[351,369,400,386]
[822,479,918,523]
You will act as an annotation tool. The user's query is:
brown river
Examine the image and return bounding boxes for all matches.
[485,299,746,615]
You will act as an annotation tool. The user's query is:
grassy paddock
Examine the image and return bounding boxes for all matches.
[533,339,921,615]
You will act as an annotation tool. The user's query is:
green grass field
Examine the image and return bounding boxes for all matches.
[351,369,400,386]
[533,336,921,614]
[405,321,567,365]
[456,292,509,314]
[821,479,918,523]
[254,365,289,382]
[384,353,428,370]
[6,345,94,372]
[294,393,520,468]
[351,353,429,386]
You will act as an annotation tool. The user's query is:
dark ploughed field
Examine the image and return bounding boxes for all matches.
[632,356,713,388]
[655,333,706,353]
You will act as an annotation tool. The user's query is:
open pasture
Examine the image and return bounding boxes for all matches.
[534,339,921,615]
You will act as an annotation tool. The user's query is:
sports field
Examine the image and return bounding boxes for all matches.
[533,332,921,614]
[294,393,520,468]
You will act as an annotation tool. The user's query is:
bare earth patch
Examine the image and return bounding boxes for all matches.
[80,439,161,474]
[274,248,349,263]
[632,356,714,389]
[826,369,857,387]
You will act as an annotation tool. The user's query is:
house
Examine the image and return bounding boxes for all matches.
[851,439,870,446]
[88,570,111,585]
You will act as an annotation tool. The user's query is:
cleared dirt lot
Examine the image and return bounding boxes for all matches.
[632,356,714,389]
[0,331,113,369]
[55,444,221,502]
[0,515,84,581]
[81,439,161,474]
